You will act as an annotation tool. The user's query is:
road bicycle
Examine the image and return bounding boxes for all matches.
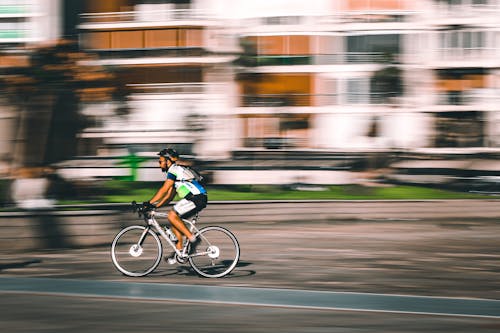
[111,201,240,278]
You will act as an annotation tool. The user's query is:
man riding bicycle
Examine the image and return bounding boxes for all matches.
[145,147,207,263]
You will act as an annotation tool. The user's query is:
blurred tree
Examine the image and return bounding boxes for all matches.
[0,39,127,168]
[0,39,128,248]
[370,51,403,104]
[370,66,403,104]
[233,38,258,68]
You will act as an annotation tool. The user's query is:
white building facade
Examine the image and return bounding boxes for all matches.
[76,0,500,161]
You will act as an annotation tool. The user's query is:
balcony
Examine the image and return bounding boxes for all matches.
[238,52,393,68]
[434,48,498,68]
[435,90,500,108]
[79,7,213,28]
[241,94,315,107]
[127,82,226,96]
[430,1,499,25]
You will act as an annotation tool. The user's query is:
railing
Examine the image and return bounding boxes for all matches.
[431,2,499,19]
[80,8,211,25]
[242,94,314,107]
[245,10,419,27]
[435,90,500,106]
[436,48,498,62]
[127,83,227,95]
[241,93,380,107]
[238,53,393,67]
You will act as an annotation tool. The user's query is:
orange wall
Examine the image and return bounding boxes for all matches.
[245,35,312,56]
[84,0,133,13]
[239,73,315,106]
[344,0,408,11]
[435,75,488,91]
[82,28,203,50]
[116,66,203,85]
[111,30,143,49]
[243,35,342,56]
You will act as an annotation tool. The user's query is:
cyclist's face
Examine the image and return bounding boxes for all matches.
[158,157,168,171]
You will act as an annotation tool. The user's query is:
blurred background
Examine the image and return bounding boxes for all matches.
[0,0,499,208]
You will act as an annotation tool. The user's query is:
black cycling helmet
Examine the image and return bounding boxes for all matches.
[158,147,179,160]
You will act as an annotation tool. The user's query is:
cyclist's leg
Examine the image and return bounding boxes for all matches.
[168,207,194,245]
[170,226,183,250]
[169,196,207,244]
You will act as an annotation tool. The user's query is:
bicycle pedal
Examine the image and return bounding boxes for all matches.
[175,253,189,264]
[166,257,177,265]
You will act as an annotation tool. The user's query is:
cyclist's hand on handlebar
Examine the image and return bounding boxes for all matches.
[142,201,156,210]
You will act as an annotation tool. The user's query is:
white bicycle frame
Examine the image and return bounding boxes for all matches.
[141,210,200,258]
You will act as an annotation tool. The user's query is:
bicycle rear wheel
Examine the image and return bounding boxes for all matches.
[111,225,162,277]
[188,226,240,278]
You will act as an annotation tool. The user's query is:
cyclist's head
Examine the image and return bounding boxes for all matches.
[158,148,179,162]
[158,148,177,171]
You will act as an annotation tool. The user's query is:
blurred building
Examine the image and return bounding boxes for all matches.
[69,0,500,184]
[230,0,500,151]
[76,0,237,160]
[0,0,60,44]
[0,0,61,174]
[76,0,500,158]
[1,0,500,185]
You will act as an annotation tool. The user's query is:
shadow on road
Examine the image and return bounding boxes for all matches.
[0,259,42,272]
[150,261,256,278]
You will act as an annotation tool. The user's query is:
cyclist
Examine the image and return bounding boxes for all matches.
[145,147,207,262]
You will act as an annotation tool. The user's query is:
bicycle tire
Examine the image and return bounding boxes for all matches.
[188,226,240,278]
[111,225,162,277]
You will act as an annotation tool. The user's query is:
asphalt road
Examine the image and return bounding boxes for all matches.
[1,202,500,332]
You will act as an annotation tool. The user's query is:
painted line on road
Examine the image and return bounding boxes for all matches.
[1,277,500,318]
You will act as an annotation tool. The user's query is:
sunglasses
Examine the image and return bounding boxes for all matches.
[158,158,172,164]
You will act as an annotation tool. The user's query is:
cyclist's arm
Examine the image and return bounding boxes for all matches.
[156,180,176,207]
[149,179,173,206]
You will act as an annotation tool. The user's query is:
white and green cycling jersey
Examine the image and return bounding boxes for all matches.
[165,164,206,198]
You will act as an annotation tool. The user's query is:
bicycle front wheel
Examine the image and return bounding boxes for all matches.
[188,226,240,278]
[111,225,162,277]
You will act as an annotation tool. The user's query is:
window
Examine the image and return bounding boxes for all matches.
[346,78,369,104]
[439,29,486,58]
[472,0,488,5]
[263,16,301,25]
[435,111,484,147]
[347,34,401,63]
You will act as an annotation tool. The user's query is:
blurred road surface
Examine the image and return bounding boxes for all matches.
[1,201,500,332]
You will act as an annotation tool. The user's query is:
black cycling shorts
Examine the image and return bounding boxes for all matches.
[173,193,207,218]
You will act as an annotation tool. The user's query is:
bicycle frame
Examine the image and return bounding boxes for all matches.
[141,210,199,259]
